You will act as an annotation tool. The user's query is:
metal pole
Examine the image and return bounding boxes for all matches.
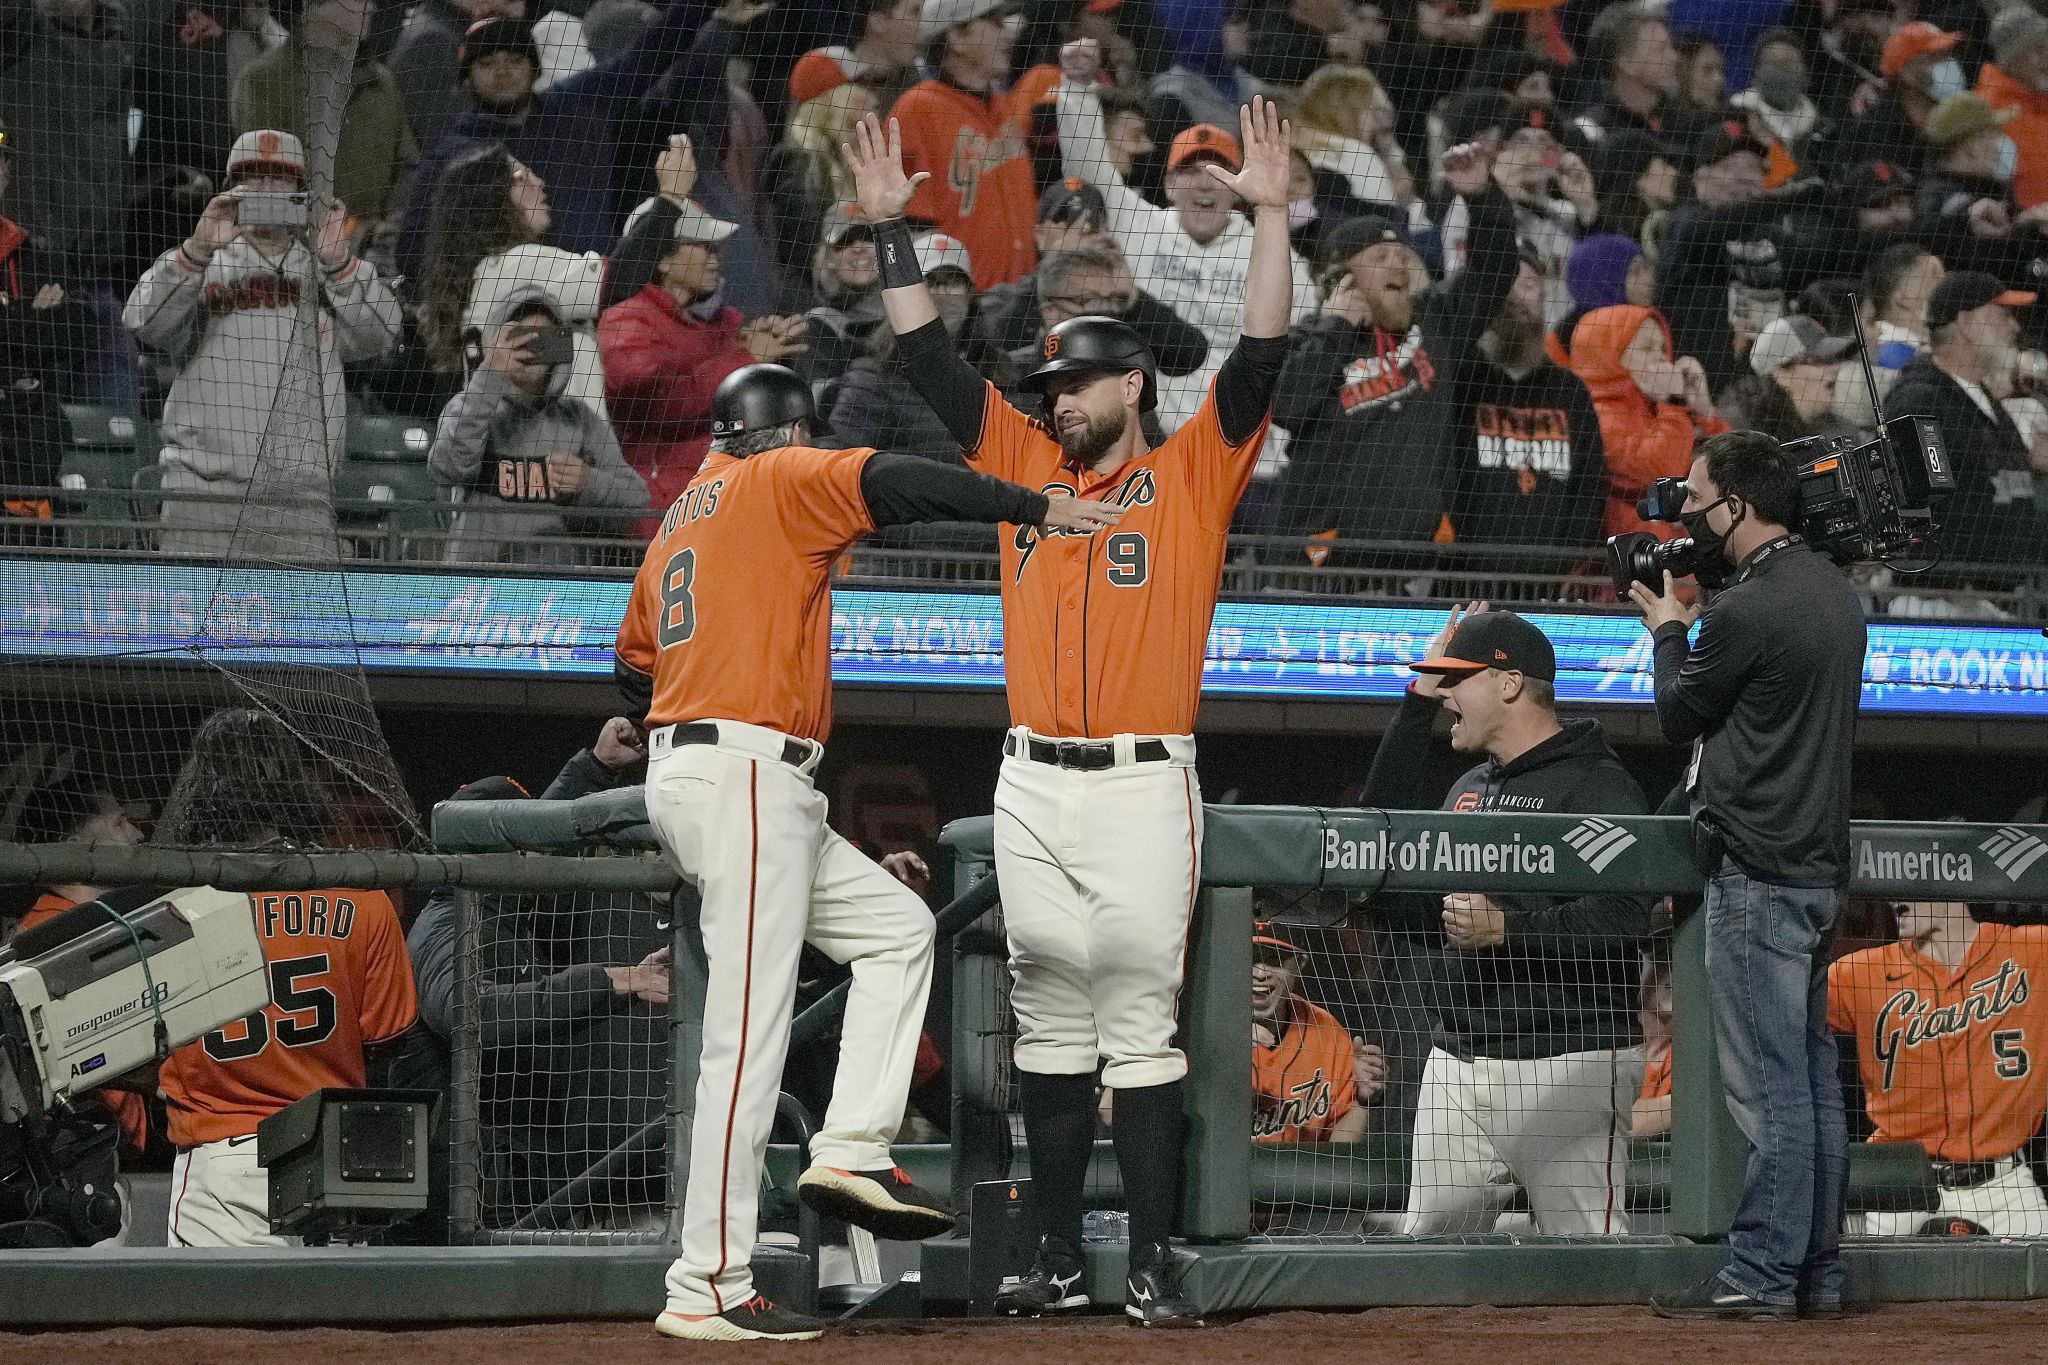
[1180,887,1252,1241]
[449,889,481,1240]
[1668,903,1743,1238]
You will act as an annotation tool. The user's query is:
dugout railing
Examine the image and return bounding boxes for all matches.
[3,803,2048,1322]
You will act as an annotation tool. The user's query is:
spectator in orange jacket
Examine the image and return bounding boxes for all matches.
[597,200,809,533]
[1552,303,1727,540]
[1977,5,2048,213]
[888,0,1037,289]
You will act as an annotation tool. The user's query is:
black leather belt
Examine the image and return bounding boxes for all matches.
[1933,1159,2005,1189]
[1007,734,1170,771]
[670,722,814,768]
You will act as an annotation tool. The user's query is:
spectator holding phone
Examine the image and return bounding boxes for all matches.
[428,284,648,565]
[123,130,401,561]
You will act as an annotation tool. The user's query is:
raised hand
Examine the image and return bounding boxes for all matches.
[1441,140,1493,199]
[844,114,929,222]
[1040,494,1123,532]
[1413,599,1486,699]
[1205,95,1291,211]
[185,193,242,263]
[656,132,697,204]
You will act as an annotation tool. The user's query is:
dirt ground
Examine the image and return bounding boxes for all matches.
[8,1304,2048,1364]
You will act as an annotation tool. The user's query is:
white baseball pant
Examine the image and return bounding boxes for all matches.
[994,727,1202,1090]
[1859,1155,2048,1237]
[1402,1044,1645,1236]
[169,1135,296,1247]
[647,720,935,1317]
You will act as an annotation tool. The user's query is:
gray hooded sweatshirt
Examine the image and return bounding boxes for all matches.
[429,284,647,565]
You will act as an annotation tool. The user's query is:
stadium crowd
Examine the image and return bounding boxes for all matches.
[0,0,2045,605]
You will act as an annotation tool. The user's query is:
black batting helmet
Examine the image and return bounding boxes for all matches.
[710,363,814,440]
[1017,315,1158,413]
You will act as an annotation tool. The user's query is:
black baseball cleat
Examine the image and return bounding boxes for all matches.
[796,1163,957,1240]
[654,1294,826,1341]
[994,1238,1090,1317]
[1651,1276,1796,1322]
[1125,1239,1204,1328]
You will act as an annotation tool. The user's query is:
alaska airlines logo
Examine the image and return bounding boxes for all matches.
[1012,469,1156,581]
[1873,962,2030,1090]
[1563,817,1637,873]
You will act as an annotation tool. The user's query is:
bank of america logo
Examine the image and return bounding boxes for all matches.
[1564,817,1637,872]
[1980,828,2048,883]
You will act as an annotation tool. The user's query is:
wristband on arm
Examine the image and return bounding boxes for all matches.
[875,218,924,291]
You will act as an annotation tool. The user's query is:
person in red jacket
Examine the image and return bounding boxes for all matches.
[1552,302,1727,541]
[597,200,810,532]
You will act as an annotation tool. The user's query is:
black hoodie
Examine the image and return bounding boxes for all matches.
[1359,685,1652,1061]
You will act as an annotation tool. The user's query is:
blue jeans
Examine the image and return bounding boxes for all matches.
[1703,861,1848,1307]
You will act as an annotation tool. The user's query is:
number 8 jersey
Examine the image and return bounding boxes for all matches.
[159,888,418,1147]
[966,380,1269,739]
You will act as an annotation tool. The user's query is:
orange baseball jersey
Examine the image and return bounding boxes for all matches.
[964,381,1267,738]
[16,889,77,934]
[1828,925,2048,1162]
[160,887,417,1148]
[1639,1039,1672,1103]
[891,79,1036,289]
[1252,995,1357,1143]
[614,446,877,742]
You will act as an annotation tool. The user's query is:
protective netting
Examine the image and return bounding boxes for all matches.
[0,0,2042,607]
[449,882,674,1241]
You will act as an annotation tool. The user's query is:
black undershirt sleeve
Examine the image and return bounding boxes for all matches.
[859,450,1050,529]
[1212,333,1291,447]
[896,319,992,450]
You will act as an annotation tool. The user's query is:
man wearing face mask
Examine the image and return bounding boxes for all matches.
[1841,21,1966,172]
[1976,3,2048,215]
[1886,271,2048,569]
[1629,430,1866,1321]
[1915,93,2048,286]
[1731,29,1828,190]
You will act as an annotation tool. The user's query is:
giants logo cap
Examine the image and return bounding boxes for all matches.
[1411,610,1557,682]
[1168,123,1242,172]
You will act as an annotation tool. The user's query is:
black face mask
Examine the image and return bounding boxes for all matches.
[1680,494,1744,576]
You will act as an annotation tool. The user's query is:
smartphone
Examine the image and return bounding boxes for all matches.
[513,322,576,368]
[235,190,310,230]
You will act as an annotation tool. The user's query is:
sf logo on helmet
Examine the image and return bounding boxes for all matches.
[1045,334,1061,359]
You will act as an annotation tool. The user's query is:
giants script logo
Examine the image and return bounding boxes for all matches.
[947,121,1026,217]
[1253,1069,1334,1139]
[1873,961,2030,1089]
[1012,469,1156,581]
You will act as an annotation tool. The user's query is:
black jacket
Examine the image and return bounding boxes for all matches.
[1657,196,1799,392]
[1448,352,1607,549]
[1360,687,1652,1061]
[1272,187,1521,559]
[1652,539,1865,887]
[1884,353,2048,569]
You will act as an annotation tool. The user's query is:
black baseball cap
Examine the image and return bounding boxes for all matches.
[1317,213,1411,275]
[1836,158,1913,209]
[1927,270,2037,330]
[1412,610,1557,682]
[1038,175,1107,228]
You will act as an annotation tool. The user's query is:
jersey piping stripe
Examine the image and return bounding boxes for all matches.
[170,1151,196,1247]
[1170,767,1200,1026]
[711,759,761,1314]
[1601,1047,1621,1235]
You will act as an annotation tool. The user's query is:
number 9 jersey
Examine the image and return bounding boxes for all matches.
[159,887,418,1147]
[965,379,1269,739]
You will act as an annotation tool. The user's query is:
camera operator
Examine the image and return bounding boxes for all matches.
[1627,429,1866,1322]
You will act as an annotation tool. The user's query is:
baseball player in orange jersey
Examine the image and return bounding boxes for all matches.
[848,96,1298,1326]
[1250,924,1384,1144]
[613,364,1118,1343]
[1828,900,2048,1236]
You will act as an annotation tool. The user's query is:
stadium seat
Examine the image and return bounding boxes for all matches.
[59,402,152,495]
[335,455,445,560]
[346,406,434,465]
